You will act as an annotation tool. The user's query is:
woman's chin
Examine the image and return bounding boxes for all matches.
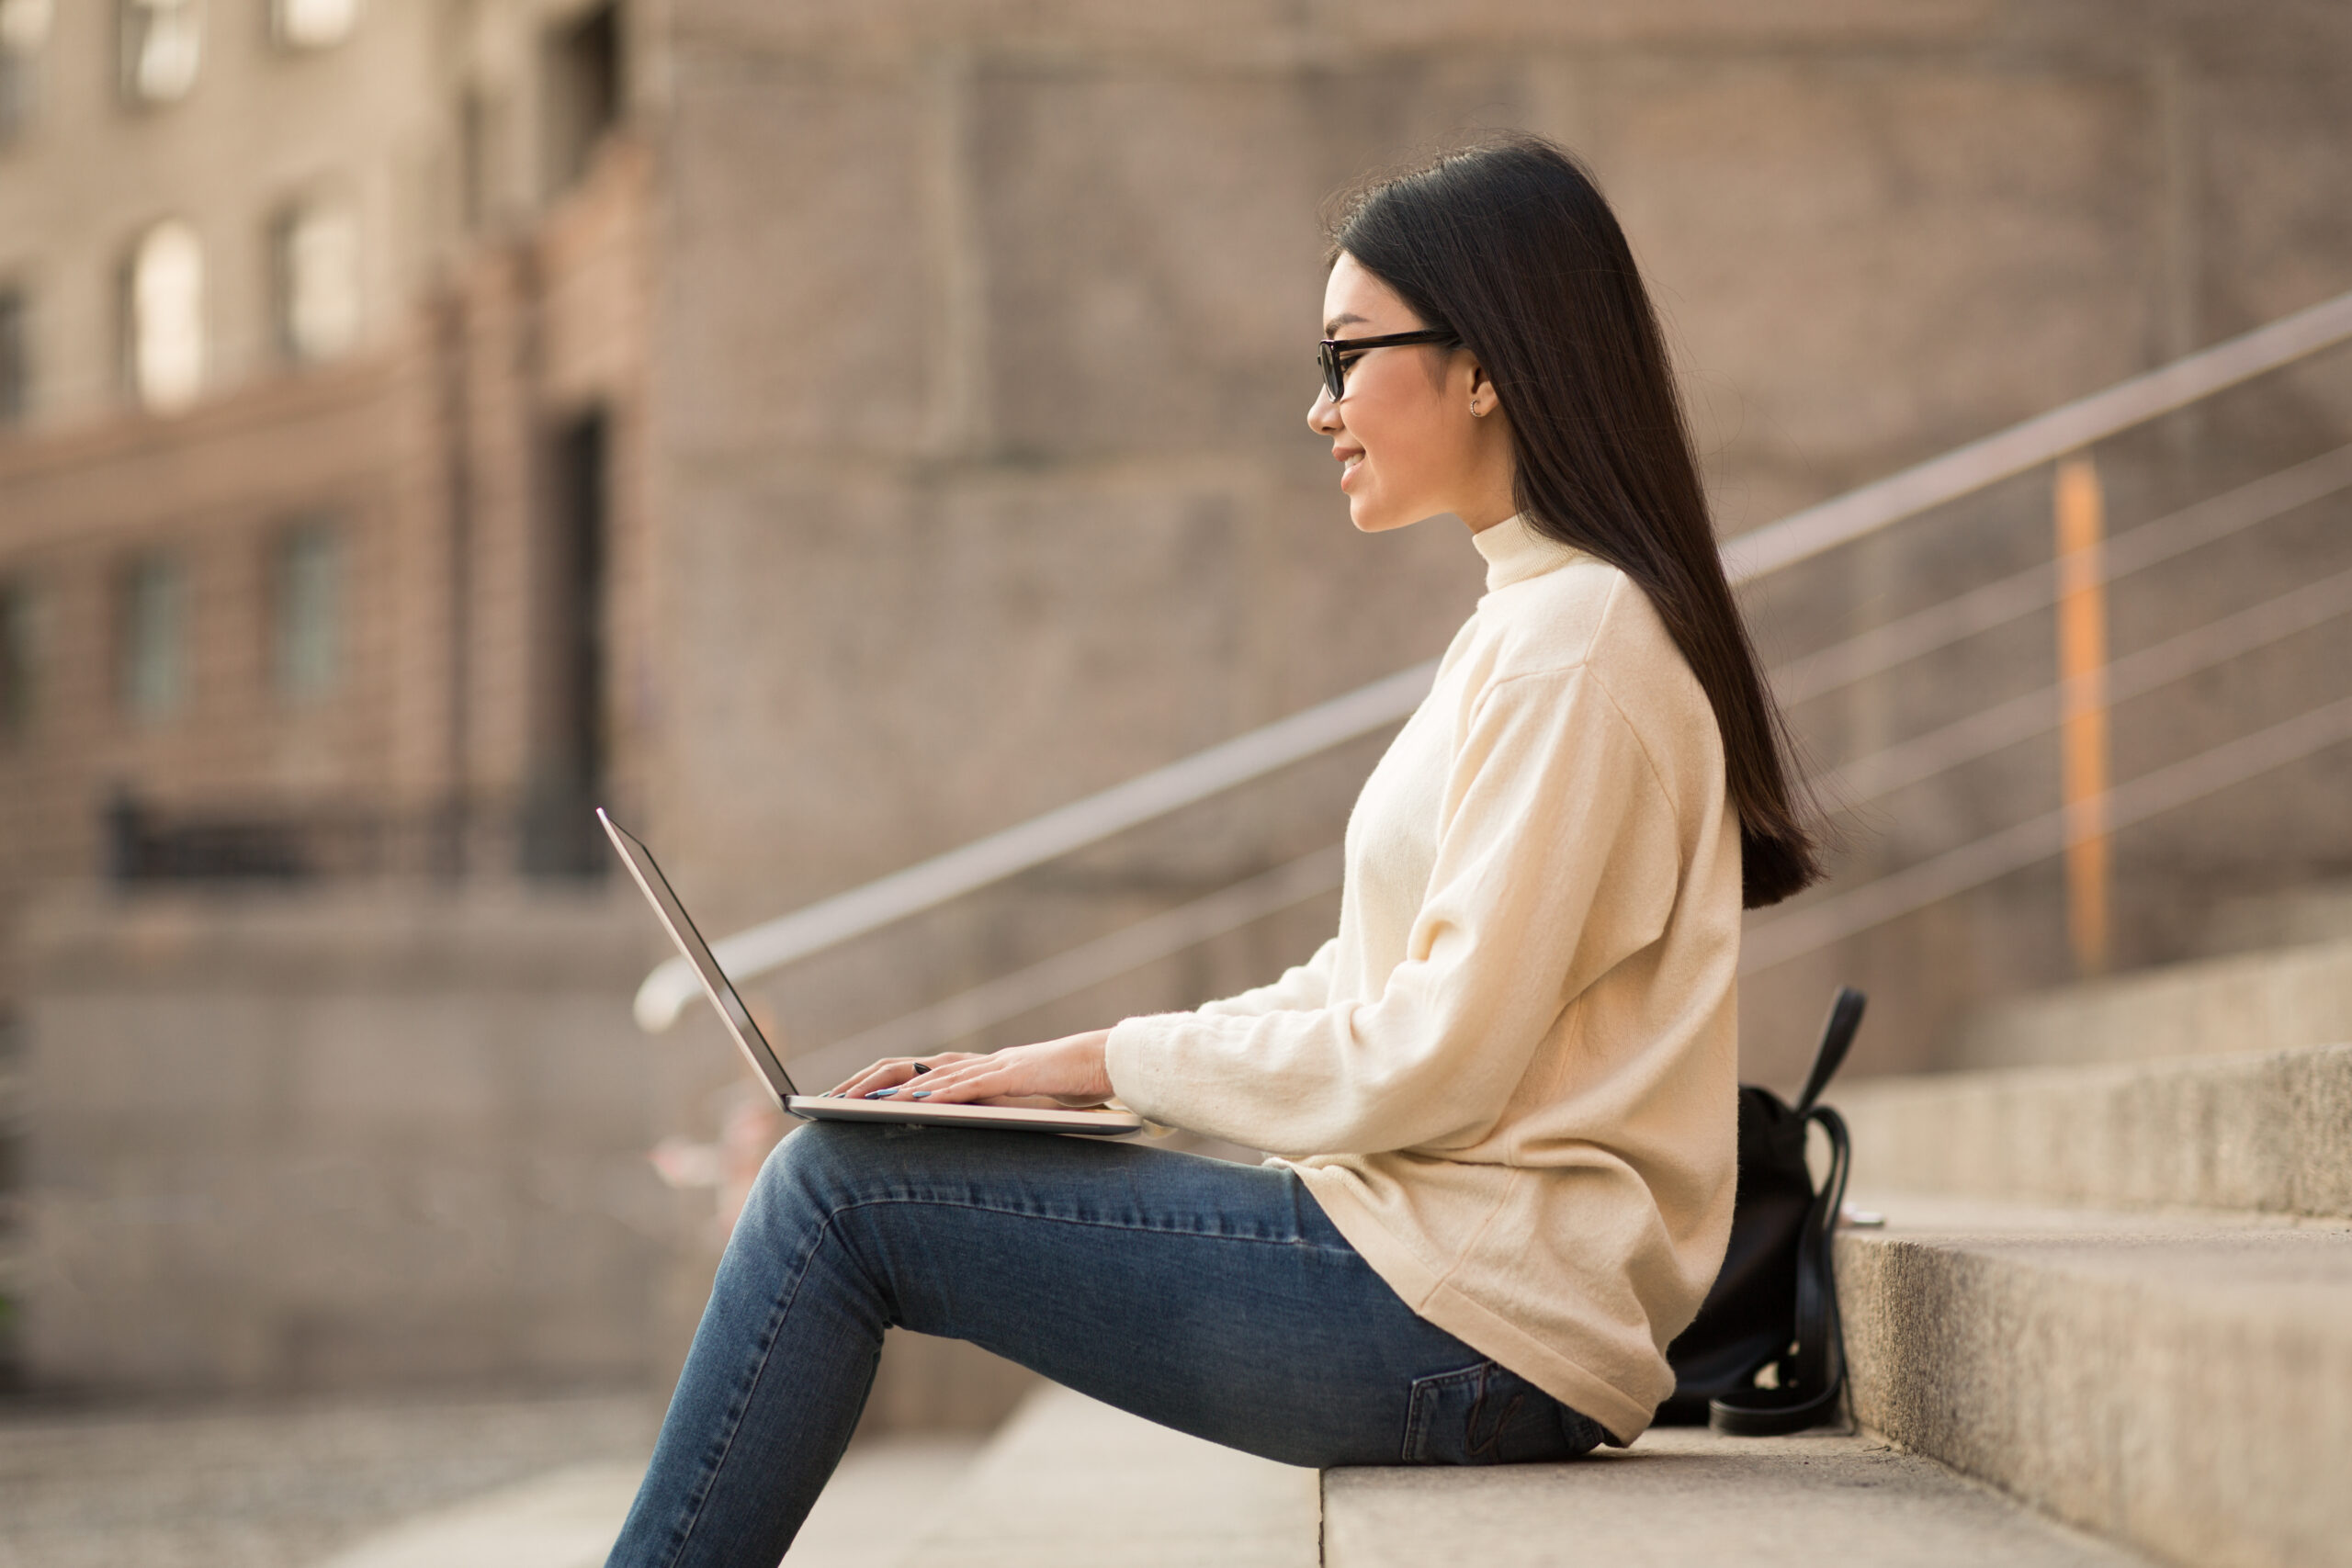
[1347,499,1415,535]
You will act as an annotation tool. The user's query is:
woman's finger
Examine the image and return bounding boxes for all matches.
[835,1051,992,1097]
[828,1061,904,1097]
[899,1066,1009,1104]
[857,1064,983,1100]
[866,1052,1001,1100]
[831,1057,928,1098]
[893,1048,1060,1104]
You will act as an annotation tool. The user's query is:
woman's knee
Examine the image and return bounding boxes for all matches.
[744,1119,896,1229]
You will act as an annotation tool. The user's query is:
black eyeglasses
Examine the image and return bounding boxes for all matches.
[1317,331,1458,401]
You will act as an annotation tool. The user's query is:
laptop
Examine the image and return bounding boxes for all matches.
[600,808,1146,1137]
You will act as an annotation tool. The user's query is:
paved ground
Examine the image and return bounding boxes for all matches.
[0,1389,985,1568]
[0,1391,659,1568]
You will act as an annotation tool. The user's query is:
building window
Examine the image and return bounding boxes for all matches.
[543,1,619,197]
[0,0,51,143]
[518,409,607,877]
[0,287,27,424]
[125,219,203,410]
[119,0,200,106]
[272,0,354,51]
[0,576,41,739]
[273,199,358,363]
[272,519,340,701]
[119,552,187,720]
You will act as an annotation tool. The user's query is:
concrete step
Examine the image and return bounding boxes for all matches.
[898,1382,1319,1567]
[1839,1041,2352,1217]
[1953,935,2352,1071]
[1324,1427,2148,1568]
[903,1374,2152,1568]
[1837,1192,2352,1568]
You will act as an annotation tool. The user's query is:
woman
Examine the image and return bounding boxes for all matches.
[605,135,1818,1567]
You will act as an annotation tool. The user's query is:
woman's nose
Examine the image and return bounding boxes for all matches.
[1307,387,1340,434]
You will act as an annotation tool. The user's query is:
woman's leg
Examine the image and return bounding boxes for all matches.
[606,1120,1603,1568]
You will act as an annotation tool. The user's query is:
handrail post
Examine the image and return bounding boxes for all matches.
[2055,454,2112,976]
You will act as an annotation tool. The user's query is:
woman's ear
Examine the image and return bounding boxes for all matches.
[1465,358,1498,420]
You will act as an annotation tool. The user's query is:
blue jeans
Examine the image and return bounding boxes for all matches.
[606,1120,1606,1567]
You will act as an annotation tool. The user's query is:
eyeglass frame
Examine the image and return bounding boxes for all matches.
[1317,330,1460,402]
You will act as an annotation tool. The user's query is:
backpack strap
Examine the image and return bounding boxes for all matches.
[1706,1101,1853,1436]
[1793,987,1866,1114]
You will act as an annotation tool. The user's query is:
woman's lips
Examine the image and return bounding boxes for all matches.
[1338,452,1364,490]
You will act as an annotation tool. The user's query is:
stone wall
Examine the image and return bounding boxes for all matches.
[639,0,2352,1097]
[18,888,687,1395]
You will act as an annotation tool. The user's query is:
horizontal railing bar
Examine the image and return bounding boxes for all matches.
[1770,442,2352,705]
[636,669,1426,1031]
[1819,562,2352,807]
[1721,288,2352,584]
[787,846,1346,1088]
[1740,693,2352,974]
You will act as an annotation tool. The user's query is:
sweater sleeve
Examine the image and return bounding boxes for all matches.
[1193,937,1340,1019]
[1103,663,1679,1157]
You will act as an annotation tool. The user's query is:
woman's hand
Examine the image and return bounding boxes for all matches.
[828,1030,1114,1110]
[827,1052,984,1099]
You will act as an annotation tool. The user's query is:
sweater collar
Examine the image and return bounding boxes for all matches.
[1471,513,1577,592]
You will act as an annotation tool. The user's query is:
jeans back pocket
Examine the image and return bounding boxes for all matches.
[1401,1359,1606,1465]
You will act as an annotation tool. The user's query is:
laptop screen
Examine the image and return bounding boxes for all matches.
[598,808,799,1107]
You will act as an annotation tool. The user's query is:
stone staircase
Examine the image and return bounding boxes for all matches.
[875,1380,2145,1568]
[1833,932,2352,1568]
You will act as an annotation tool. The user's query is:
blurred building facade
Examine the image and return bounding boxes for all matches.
[0,0,650,903]
[1,0,2347,1404]
[0,0,671,1395]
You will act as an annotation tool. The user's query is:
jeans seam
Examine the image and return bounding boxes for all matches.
[658,1209,841,1567]
[829,1191,1358,1251]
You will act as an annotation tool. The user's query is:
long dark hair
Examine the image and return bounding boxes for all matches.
[1331,135,1821,908]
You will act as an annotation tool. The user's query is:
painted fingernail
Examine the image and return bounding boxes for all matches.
[910,1091,931,1100]
[865,1089,895,1100]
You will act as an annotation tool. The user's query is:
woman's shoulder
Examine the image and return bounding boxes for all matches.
[1479,556,1679,686]
[1478,561,1714,760]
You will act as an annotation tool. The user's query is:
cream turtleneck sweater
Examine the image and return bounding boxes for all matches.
[1103,514,1743,1442]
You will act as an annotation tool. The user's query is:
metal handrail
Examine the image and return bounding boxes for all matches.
[634,665,1430,1030]
[1768,443,2352,705]
[789,847,1345,1089]
[1742,693,2352,974]
[1719,288,2352,582]
[1819,563,2352,808]
[637,288,2352,1034]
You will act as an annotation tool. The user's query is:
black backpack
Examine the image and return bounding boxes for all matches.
[1657,987,1863,1435]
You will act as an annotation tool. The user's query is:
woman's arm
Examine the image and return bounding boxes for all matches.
[1101,662,1680,1157]
[833,892,1340,1111]
[1195,937,1340,1019]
